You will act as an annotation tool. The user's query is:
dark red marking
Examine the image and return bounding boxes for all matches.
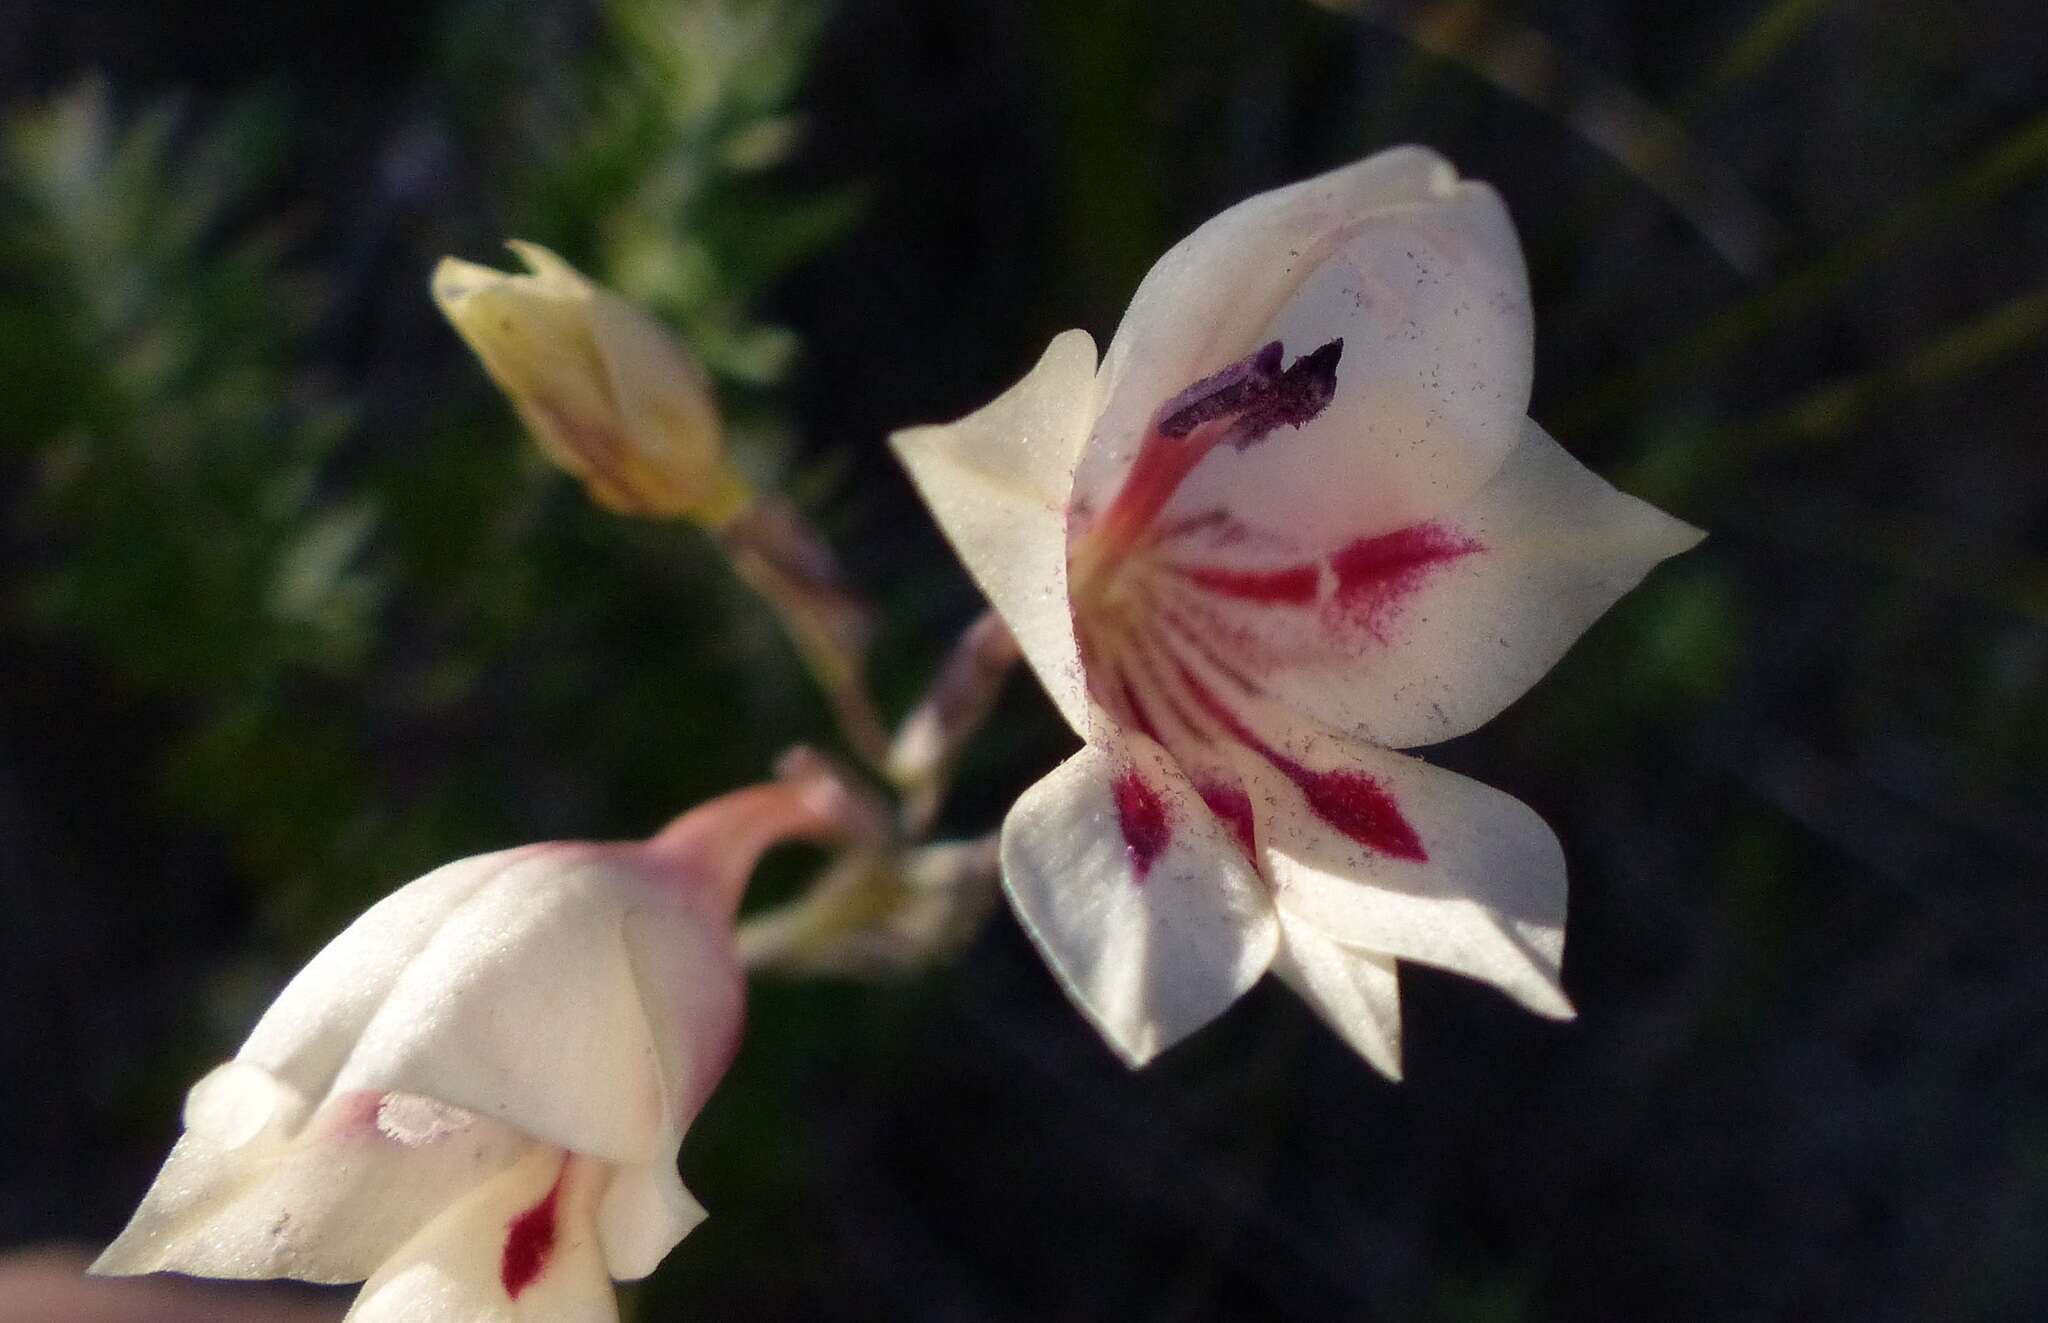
[1112,771,1172,881]
[1329,522,1482,639]
[1172,560,1319,605]
[1286,767,1426,861]
[500,1169,565,1300]
[1168,656,1428,863]
[1198,782,1258,861]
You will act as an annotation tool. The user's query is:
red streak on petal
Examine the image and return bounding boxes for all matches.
[1112,771,1172,882]
[1169,656,1427,863]
[1152,604,1265,696]
[1172,561,1320,605]
[1198,782,1258,862]
[1091,429,1221,560]
[1116,668,1164,745]
[500,1167,566,1300]
[1329,522,1482,639]
[1287,767,1427,862]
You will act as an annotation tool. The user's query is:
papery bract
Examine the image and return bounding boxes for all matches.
[433,242,747,525]
[894,146,1702,1071]
[94,780,837,1321]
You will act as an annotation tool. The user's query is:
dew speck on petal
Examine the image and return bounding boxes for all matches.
[375,1093,479,1148]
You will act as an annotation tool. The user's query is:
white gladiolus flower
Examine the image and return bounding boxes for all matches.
[94,779,844,1321]
[893,147,1702,1073]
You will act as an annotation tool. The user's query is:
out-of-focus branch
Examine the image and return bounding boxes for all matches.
[717,496,893,772]
[1311,0,1773,273]
[737,833,1002,978]
[886,610,1021,835]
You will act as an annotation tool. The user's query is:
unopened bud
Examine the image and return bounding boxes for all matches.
[433,241,748,524]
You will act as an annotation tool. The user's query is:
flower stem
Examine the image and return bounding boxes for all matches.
[886,610,1020,836]
[714,495,893,772]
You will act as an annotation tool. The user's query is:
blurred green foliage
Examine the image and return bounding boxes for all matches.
[1,0,856,932]
[3,0,2046,1320]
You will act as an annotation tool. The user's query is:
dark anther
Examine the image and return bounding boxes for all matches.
[1156,341,1284,438]
[1153,337,1343,447]
[1230,338,1343,448]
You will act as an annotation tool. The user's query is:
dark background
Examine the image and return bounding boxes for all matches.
[2,1,2045,1320]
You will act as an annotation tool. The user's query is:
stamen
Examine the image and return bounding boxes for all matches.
[1226,338,1343,449]
[1079,337,1345,573]
[1157,342,1284,437]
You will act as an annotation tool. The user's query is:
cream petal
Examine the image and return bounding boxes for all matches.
[1239,737,1574,1020]
[326,849,714,1163]
[594,1161,706,1280]
[1272,914,1404,1080]
[344,1149,617,1323]
[1146,419,1702,750]
[236,849,544,1101]
[1081,147,1460,509]
[619,899,746,1131]
[92,1072,534,1285]
[1158,178,1533,546]
[999,727,1279,1066]
[892,330,1100,732]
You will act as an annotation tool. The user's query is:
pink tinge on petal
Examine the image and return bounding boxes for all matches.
[1112,770,1172,882]
[1328,522,1482,641]
[500,1164,567,1300]
[319,1090,385,1136]
[1197,781,1258,862]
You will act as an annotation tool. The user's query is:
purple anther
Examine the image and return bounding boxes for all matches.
[1227,338,1343,449]
[1152,338,1343,446]
[1156,341,1284,438]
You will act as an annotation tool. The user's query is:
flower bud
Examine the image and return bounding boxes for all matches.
[94,771,861,1319]
[433,241,749,524]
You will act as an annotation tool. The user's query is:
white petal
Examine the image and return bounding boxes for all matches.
[1080,148,1531,535]
[1154,419,1704,749]
[1240,737,1574,1020]
[1272,915,1404,1080]
[618,897,746,1131]
[1000,728,1279,1066]
[1153,184,1531,553]
[327,848,727,1162]
[93,1071,533,1284]
[236,849,537,1101]
[892,330,1100,732]
[594,1161,706,1280]
[1086,147,1454,499]
[345,1150,617,1323]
